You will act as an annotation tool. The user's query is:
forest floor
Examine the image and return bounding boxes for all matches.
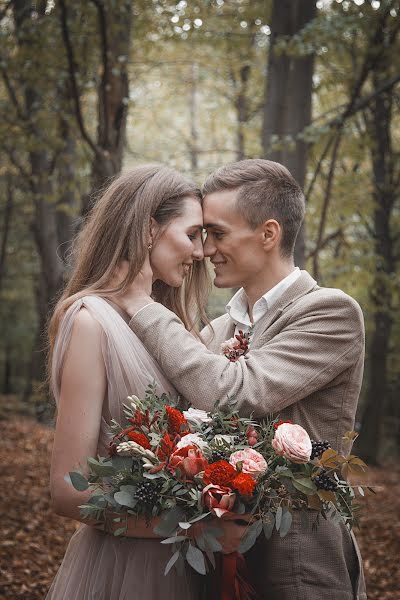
[0,418,399,599]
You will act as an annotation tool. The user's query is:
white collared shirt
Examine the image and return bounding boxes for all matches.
[226,267,301,333]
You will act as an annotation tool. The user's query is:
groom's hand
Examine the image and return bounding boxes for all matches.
[113,258,154,317]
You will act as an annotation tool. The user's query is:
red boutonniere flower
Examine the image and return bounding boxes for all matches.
[220,330,250,362]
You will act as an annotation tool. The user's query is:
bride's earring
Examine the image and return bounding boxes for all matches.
[148,242,153,251]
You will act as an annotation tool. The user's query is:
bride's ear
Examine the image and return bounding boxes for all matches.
[149,217,159,248]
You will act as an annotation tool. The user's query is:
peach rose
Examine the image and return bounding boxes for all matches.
[229,448,268,479]
[272,423,312,464]
[202,484,236,518]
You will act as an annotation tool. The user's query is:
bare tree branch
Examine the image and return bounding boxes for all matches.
[0,67,27,122]
[312,132,342,280]
[90,0,111,146]
[59,0,99,157]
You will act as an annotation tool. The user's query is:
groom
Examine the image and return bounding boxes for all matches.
[120,159,366,600]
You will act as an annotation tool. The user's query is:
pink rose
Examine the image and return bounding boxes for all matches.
[271,423,312,463]
[169,445,208,481]
[229,448,268,479]
[202,484,236,518]
[220,337,240,354]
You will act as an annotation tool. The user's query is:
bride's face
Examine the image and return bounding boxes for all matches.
[150,197,204,287]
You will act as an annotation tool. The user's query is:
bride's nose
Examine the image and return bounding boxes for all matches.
[192,238,204,261]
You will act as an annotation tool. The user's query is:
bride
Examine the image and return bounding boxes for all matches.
[46,164,210,599]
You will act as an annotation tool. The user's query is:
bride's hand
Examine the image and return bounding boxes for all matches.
[112,257,154,317]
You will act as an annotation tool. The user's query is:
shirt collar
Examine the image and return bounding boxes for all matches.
[225,267,301,328]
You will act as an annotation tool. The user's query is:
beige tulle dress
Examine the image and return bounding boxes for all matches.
[45,296,203,600]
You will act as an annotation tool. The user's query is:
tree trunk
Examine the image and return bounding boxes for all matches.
[357,71,396,464]
[86,0,133,212]
[12,0,66,400]
[262,0,316,267]
[0,175,13,294]
[189,62,199,171]
[235,64,251,161]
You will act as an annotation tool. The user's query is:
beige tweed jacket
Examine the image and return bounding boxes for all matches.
[129,271,367,600]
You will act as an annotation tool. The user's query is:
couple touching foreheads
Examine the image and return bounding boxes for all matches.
[47,159,366,600]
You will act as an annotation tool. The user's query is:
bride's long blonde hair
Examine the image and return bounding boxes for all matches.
[48,164,211,368]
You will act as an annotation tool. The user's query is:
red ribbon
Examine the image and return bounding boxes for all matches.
[221,552,260,600]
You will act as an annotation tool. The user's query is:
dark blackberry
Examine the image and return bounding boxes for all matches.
[314,470,337,492]
[134,480,163,507]
[310,439,331,460]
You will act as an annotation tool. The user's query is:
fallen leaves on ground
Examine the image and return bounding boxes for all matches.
[0,418,399,599]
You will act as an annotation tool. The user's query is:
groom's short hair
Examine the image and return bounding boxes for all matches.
[202,159,305,258]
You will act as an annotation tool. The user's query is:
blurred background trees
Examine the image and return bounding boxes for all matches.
[0,0,399,463]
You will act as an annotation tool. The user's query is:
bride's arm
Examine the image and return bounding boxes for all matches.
[50,307,160,539]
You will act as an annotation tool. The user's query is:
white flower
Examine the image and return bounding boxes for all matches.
[175,433,209,451]
[213,434,235,446]
[183,407,212,426]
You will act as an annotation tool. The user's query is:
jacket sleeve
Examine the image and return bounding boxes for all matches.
[128,294,364,416]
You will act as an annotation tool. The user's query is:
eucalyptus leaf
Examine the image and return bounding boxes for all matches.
[164,550,180,575]
[262,512,275,539]
[186,544,206,575]
[279,510,293,537]
[67,471,89,492]
[160,535,187,544]
[114,490,136,508]
[275,506,283,531]
[203,530,222,552]
[154,507,186,537]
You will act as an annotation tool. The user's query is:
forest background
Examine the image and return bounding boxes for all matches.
[0,0,399,468]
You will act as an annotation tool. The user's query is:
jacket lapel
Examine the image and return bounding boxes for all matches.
[251,270,318,343]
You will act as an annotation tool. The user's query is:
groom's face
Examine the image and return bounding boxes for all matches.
[203,189,266,289]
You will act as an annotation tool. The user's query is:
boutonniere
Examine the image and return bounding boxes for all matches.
[220,329,252,362]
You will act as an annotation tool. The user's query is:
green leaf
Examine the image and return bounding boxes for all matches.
[179,522,192,529]
[203,530,223,552]
[87,457,115,477]
[111,455,133,471]
[238,524,258,554]
[279,510,293,537]
[293,477,317,495]
[275,506,283,531]
[186,544,206,575]
[160,535,187,544]
[154,507,186,537]
[164,550,180,575]
[262,512,275,539]
[113,527,126,536]
[114,490,136,508]
[67,471,89,491]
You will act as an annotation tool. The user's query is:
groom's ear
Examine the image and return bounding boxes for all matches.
[261,219,281,252]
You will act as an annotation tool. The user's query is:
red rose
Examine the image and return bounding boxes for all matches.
[203,460,237,487]
[169,445,208,481]
[202,484,236,517]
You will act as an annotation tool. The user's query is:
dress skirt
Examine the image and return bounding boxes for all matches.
[46,525,204,600]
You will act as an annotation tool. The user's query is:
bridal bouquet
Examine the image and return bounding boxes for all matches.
[67,384,368,578]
